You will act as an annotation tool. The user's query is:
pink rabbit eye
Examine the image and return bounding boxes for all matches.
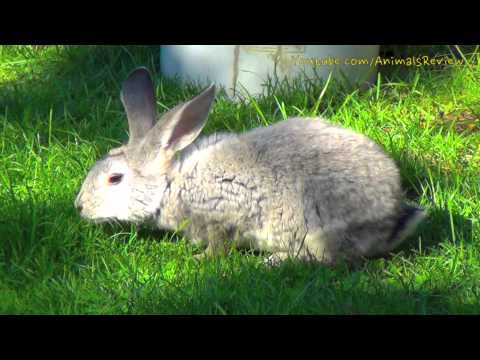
[108,173,124,185]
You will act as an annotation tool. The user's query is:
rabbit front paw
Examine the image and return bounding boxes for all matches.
[193,241,228,262]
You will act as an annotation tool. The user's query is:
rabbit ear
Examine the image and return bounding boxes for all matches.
[120,67,157,146]
[143,84,216,154]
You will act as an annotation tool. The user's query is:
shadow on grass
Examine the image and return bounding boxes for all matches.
[120,248,480,315]
[0,192,476,314]
[0,46,161,144]
[391,147,475,256]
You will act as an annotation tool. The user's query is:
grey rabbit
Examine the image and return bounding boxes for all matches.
[75,67,426,265]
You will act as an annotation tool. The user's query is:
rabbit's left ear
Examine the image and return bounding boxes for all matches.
[142,84,216,155]
[121,67,157,146]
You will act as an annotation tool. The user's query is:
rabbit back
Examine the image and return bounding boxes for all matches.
[173,117,404,262]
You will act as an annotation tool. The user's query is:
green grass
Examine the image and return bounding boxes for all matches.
[1,45,479,314]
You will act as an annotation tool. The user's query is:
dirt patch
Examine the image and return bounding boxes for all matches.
[438,109,480,134]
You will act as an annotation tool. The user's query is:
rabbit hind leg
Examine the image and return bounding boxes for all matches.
[293,229,337,265]
[264,229,335,266]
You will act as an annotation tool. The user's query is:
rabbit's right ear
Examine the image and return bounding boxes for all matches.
[141,84,216,155]
[121,67,157,147]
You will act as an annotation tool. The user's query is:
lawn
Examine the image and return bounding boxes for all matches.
[0,45,479,314]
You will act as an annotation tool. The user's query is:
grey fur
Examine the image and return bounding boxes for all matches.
[75,67,426,265]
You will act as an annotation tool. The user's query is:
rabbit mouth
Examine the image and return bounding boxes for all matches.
[91,217,110,224]
[78,212,116,225]
[91,217,124,226]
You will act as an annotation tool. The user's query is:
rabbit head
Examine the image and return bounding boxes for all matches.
[75,67,216,224]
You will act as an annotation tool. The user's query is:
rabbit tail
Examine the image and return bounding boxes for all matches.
[386,204,427,251]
